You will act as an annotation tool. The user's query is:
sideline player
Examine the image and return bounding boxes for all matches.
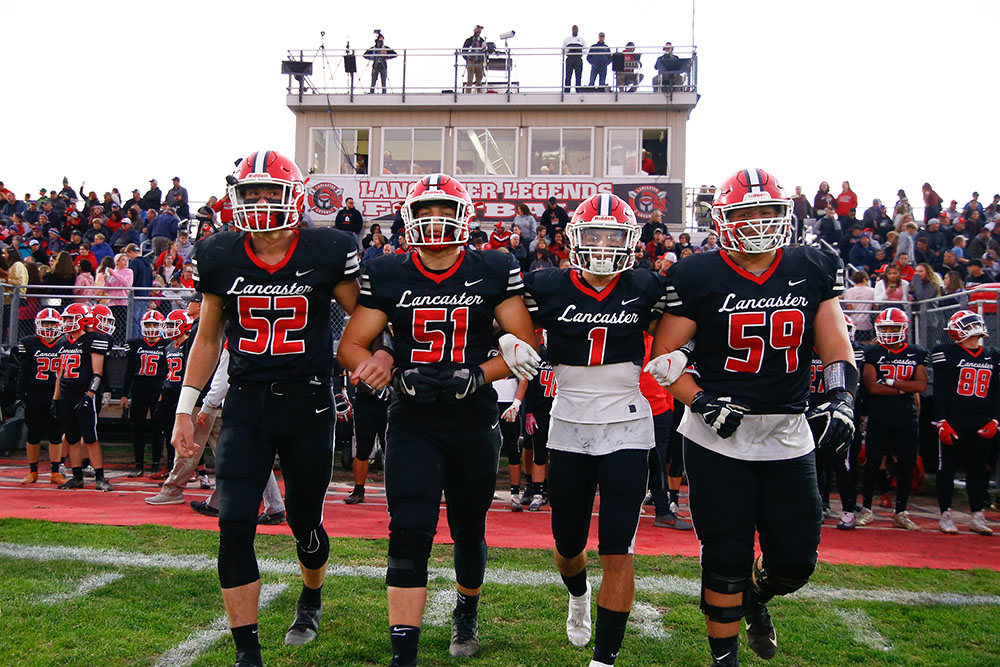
[121,310,168,477]
[648,168,856,666]
[171,150,362,667]
[337,173,539,666]
[54,303,113,491]
[857,308,927,531]
[523,329,556,511]
[15,308,65,485]
[523,193,668,667]
[931,310,997,535]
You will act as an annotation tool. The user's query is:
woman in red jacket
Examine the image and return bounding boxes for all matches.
[836,181,858,223]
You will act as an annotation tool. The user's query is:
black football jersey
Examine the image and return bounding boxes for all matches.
[931,343,1000,427]
[524,345,557,415]
[122,337,169,396]
[863,343,928,420]
[359,249,523,430]
[56,331,109,392]
[523,268,666,367]
[16,335,62,397]
[664,246,844,413]
[162,338,190,391]
[193,228,359,383]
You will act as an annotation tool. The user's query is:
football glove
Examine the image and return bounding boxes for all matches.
[49,400,60,421]
[438,365,487,402]
[938,419,959,445]
[643,349,690,387]
[498,333,541,381]
[390,367,442,404]
[690,391,749,439]
[334,393,353,422]
[524,413,538,434]
[978,419,999,439]
[501,398,521,422]
[75,394,95,413]
[806,391,855,456]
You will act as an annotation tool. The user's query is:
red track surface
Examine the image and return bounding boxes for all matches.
[2,463,999,571]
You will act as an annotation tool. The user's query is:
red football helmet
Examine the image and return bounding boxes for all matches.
[946,309,988,342]
[844,312,856,343]
[35,308,62,339]
[141,310,165,339]
[567,193,640,275]
[874,307,909,345]
[61,303,92,335]
[162,309,193,340]
[90,303,115,336]
[227,150,305,232]
[401,173,473,249]
[712,168,792,254]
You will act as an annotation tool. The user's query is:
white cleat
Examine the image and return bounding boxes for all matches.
[566,581,592,647]
[854,506,874,527]
[892,510,921,531]
[939,510,959,535]
[970,511,994,536]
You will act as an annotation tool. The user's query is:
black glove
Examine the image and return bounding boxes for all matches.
[806,390,855,456]
[391,367,443,404]
[437,365,486,402]
[75,393,95,413]
[49,400,60,421]
[690,391,749,439]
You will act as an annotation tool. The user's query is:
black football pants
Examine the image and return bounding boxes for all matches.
[130,387,161,465]
[937,425,993,513]
[863,415,918,512]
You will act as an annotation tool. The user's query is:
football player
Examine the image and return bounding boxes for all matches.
[15,308,65,485]
[522,193,667,667]
[931,310,998,535]
[494,355,528,510]
[337,173,538,666]
[171,150,363,667]
[121,310,168,477]
[857,307,927,531]
[649,168,856,666]
[53,303,113,491]
[522,328,555,511]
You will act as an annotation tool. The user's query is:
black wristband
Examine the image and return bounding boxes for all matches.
[88,375,102,393]
[823,360,859,397]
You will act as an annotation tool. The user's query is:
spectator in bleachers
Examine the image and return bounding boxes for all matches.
[836,181,858,227]
[966,209,987,236]
[909,262,943,301]
[140,180,162,211]
[549,231,569,263]
[963,192,984,217]
[110,219,140,254]
[918,218,948,266]
[981,251,999,280]
[645,227,668,261]
[512,204,537,240]
[922,183,943,222]
[121,189,142,212]
[361,223,382,250]
[893,190,912,224]
[587,32,611,88]
[849,231,877,273]
[155,242,183,283]
[816,205,839,245]
[73,259,95,296]
[966,226,995,260]
[2,191,28,222]
[889,252,914,281]
[895,220,917,262]
[175,230,194,263]
[170,192,190,221]
[148,206,179,256]
[791,186,812,223]
[23,200,40,225]
[616,42,643,92]
[870,247,889,275]
[813,182,835,220]
[530,240,555,270]
[839,224,863,264]
[562,25,586,93]
[942,269,964,299]
[74,242,98,273]
[508,233,529,272]
[964,259,989,288]
[28,239,47,265]
[842,270,876,337]
[875,264,908,304]
[91,234,113,265]
[951,235,969,264]
[941,250,967,281]
[639,209,665,244]
[103,253,133,331]
[361,234,386,265]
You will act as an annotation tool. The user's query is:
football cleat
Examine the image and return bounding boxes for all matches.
[83,465,96,478]
[58,477,85,490]
[284,602,322,645]
[711,649,740,666]
[939,510,959,534]
[127,465,144,478]
[449,608,480,657]
[95,478,114,492]
[258,510,286,525]
[528,494,545,512]
[744,585,777,660]
[891,511,921,531]
[344,488,365,505]
[145,490,183,505]
[510,492,522,512]
[643,493,654,506]
[233,650,264,667]
[49,472,67,485]
[970,511,993,536]
[198,474,214,489]
[854,507,875,526]
[837,511,856,530]
[566,581,592,647]
[20,471,38,485]
[190,500,219,517]
[653,509,693,531]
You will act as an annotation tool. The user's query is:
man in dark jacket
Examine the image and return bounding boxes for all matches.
[126,243,153,336]
[917,218,948,267]
[140,179,162,211]
[334,197,364,249]
[540,197,570,237]
[587,32,611,88]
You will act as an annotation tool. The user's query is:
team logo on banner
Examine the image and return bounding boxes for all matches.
[626,185,667,220]
[307,182,344,215]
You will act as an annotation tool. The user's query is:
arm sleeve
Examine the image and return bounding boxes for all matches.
[201,348,230,409]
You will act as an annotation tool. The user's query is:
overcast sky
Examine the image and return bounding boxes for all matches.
[2,0,995,214]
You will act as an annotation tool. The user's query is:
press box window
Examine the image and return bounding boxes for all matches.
[529,128,592,177]
[310,128,370,175]
[381,128,444,175]
[605,128,669,177]
[455,128,517,176]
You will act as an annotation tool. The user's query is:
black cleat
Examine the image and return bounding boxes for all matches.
[233,650,263,667]
[127,465,144,478]
[258,510,286,525]
[284,602,322,645]
[711,649,740,666]
[449,609,479,657]
[653,509,693,530]
[344,488,365,504]
[190,500,219,517]
[58,477,85,490]
[744,586,777,660]
[94,478,114,492]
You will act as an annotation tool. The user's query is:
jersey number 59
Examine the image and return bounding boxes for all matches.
[725,309,805,374]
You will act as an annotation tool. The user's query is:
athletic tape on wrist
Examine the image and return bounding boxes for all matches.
[87,374,102,393]
[176,385,201,415]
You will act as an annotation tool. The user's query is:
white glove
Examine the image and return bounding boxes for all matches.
[501,398,521,422]
[643,349,690,387]
[498,333,541,381]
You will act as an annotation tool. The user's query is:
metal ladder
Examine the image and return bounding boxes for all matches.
[464,129,512,175]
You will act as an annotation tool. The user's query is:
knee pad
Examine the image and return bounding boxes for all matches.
[700,571,748,623]
[753,554,814,599]
[453,539,487,590]
[294,524,330,571]
[386,529,434,588]
[218,520,260,589]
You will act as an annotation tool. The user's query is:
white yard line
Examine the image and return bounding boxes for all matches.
[1,542,998,607]
[152,583,287,667]
[40,572,124,604]
[423,589,455,627]
[631,601,671,640]
[834,608,893,652]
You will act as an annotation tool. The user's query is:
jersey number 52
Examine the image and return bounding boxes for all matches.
[237,295,309,356]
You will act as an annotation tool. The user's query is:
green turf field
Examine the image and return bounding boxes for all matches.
[1,518,999,666]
